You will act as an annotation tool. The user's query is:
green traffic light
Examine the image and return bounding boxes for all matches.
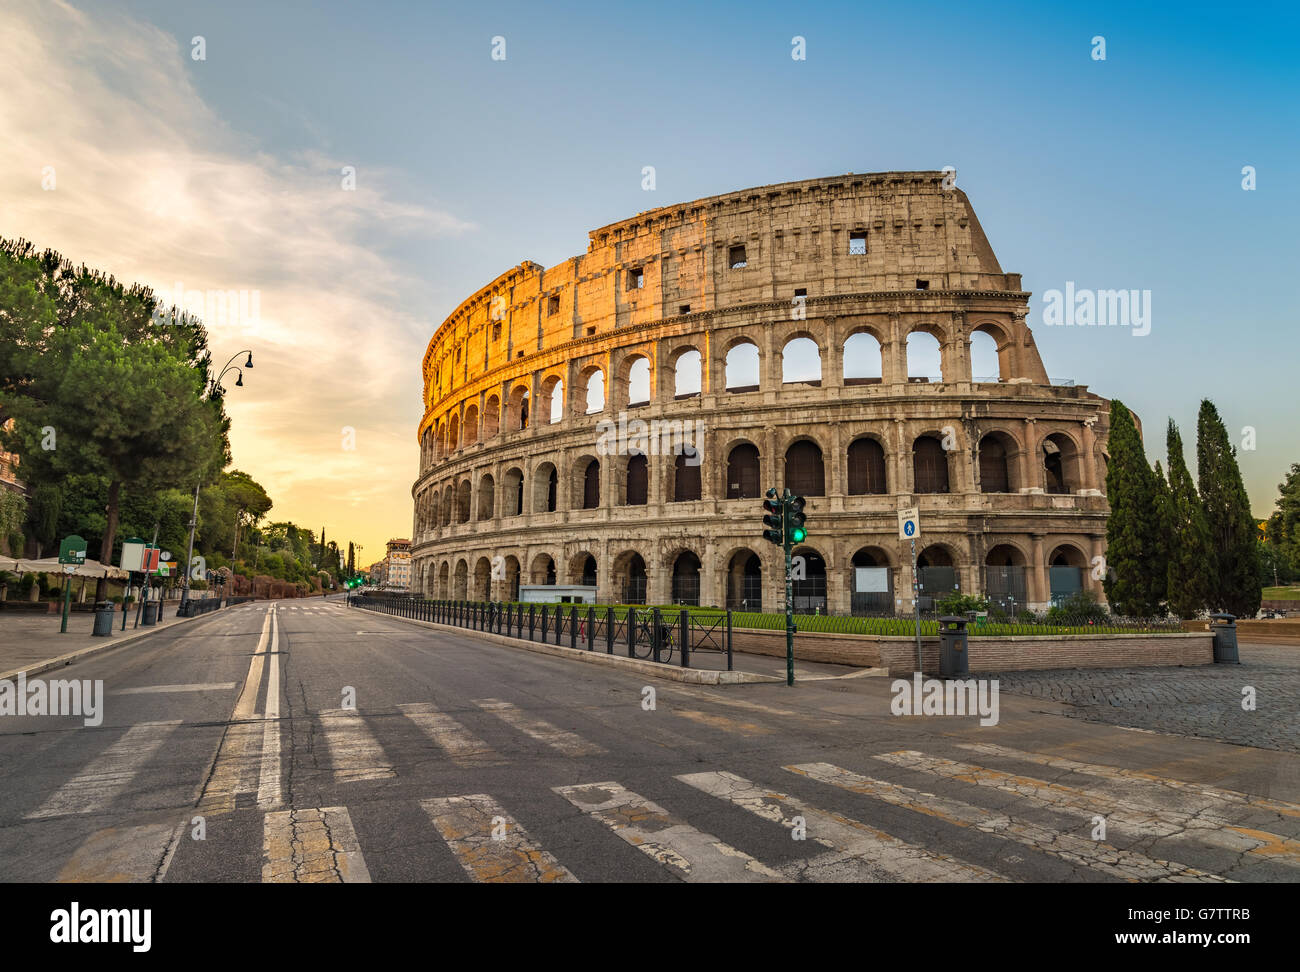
[791,527,806,543]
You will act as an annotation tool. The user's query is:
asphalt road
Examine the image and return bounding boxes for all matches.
[2,595,1297,883]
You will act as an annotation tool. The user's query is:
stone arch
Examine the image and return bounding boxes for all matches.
[472,556,492,600]
[502,554,521,601]
[725,441,761,500]
[572,455,600,509]
[483,394,501,437]
[843,330,884,384]
[567,551,598,587]
[969,324,1007,382]
[540,374,564,425]
[529,552,557,585]
[435,422,446,459]
[442,484,455,525]
[448,412,460,452]
[477,473,496,520]
[851,545,895,614]
[912,434,952,493]
[670,549,702,606]
[506,384,530,431]
[791,544,827,613]
[624,453,648,506]
[612,550,648,604]
[846,435,888,495]
[724,339,760,392]
[905,329,944,382]
[723,546,763,611]
[977,431,1020,493]
[781,334,822,386]
[503,466,524,517]
[438,561,450,599]
[456,479,472,523]
[667,345,703,399]
[784,437,826,496]
[672,445,701,502]
[1042,431,1082,495]
[622,354,652,407]
[532,461,558,513]
[453,559,469,599]
[575,364,606,414]
[463,403,479,446]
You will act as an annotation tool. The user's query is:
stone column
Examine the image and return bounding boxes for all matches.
[827,421,844,499]
[1029,533,1048,610]
[822,316,842,388]
[1080,417,1099,493]
[1021,418,1041,492]
[1089,534,1107,602]
[647,565,669,606]
[701,540,720,608]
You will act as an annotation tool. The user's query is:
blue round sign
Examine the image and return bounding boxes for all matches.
[904,520,916,537]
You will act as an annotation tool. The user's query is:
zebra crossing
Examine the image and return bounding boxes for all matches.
[23,693,1300,882]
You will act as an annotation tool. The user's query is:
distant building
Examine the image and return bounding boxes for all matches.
[385,538,412,590]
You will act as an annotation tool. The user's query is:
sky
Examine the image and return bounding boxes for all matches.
[1,0,1296,563]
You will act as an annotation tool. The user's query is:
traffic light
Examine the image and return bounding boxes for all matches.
[762,487,783,545]
[786,494,807,544]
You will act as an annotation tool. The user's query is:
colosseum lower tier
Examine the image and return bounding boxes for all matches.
[410,171,1115,615]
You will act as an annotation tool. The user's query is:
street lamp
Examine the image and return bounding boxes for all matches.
[181,349,254,613]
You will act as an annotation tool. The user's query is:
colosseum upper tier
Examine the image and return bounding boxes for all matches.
[412,171,1113,614]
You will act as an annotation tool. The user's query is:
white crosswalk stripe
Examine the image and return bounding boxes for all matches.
[786,761,1224,882]
[421,794,577,883]
[555,781,783,882]
[317,709,395,782]
[262,807,371,882]
[874,750,1299,868]
[677,769,1005,882]
[473,699,604,756]
[28,721,181,819]
[399,702,503,766]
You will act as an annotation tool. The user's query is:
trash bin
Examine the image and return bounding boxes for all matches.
[1209,613,1238,664]
[142,601,158,626]
[938,615,969,676]
[92,602,115,637]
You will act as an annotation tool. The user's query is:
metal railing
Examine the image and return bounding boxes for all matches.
[348,595,732,670]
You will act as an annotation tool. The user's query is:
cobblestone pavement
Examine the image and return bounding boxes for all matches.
[993,643,1300,753]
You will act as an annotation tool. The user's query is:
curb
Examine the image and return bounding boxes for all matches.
[351,607,782,684]
[0,607,232,683]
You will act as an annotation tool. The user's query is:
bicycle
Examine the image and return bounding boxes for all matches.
[632,620,675,663]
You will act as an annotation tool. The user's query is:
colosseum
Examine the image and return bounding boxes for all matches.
[411,171,1114,616]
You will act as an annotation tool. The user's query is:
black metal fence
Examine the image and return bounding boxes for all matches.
[349,594,733,671]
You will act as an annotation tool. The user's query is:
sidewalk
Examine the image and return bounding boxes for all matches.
[0,605,202,681]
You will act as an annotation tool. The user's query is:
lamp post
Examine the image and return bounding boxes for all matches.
[180,350,253,613]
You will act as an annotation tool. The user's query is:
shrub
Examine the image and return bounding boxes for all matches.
[1046,589,1109,623]
[935,593,989,616]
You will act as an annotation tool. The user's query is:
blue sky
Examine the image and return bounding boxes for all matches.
[4,0,1296,557]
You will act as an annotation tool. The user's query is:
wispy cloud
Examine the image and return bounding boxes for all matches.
[0,0,466,555]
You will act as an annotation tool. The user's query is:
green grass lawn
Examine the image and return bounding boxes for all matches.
[1263,587,1300,600]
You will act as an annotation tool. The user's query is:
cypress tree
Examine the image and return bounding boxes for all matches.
[1165,420,1211,618]
[1152,461,1172,611]
[1197,400,1261,617]
[1103,400,1161,615]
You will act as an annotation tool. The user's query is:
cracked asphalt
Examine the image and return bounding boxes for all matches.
[0,597,1296,883]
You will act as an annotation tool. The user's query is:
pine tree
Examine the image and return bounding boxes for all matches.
[1103,400,1161,615]
[1197,400,1262,617]
[1165,420,1211,618]
[1152,461,1172,611]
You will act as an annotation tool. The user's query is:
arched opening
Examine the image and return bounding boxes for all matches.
[503,467,523,517]
[906,331,943,383]
[985,544,1028,614]
[438,562,450,599]
[473,557,491,601]
[784,439,825,496]
[725,443,761,500]
[581,369,606,413]
[542,377,564,425]
[581,458,601,509]
[463,404,479,446]
[483,395,500,437]
[578,554,598,588]
[453,560,468,600]
[970,329,1001,383]
[781,337,822,386]
[913,435,951,494]
[673,349,702,399]
[624,454,648,506]
[477,474,495,520]
[1049,544,1087,607]
[616,552,647,604]
[507,385,530,431]
[435,424,446,460]
[792,547,826,614]
[725,341,760,392]
[442,486,454,528]
[456,480,472,523]
[917,545,959,609]
[851,547,893,615]
[532,463,558,513]
[448,413,460,452]
[627,357,651,407]
[725,550,762,611]
[847,437,887,495]
[503,555,521,601]
[673,446,701,502]
[671,551,701,606]
[843,332,883,384]
[1043,433,1079,494]
[978,432,1017,494]
[529,554,556,586]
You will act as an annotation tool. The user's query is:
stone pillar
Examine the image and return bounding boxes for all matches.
[761,325,778,391]
[1089,534,1107,602]
[701,540,720,608]
[822,316,841,388]
[647,565,669,606]
[763,425,779,492]
[1080,417,1099,493]
[827,421,844,499]
[699,427,717,502]
[828,543,851,615]
[1029,534,1048,610]
[884,312,906,384]
[1021,418,1042,492]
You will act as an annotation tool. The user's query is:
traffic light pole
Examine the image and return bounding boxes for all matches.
[784,532,794,687]
[911,537,922,674]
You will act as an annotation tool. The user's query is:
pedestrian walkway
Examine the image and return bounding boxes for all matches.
[0,605,198,680]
